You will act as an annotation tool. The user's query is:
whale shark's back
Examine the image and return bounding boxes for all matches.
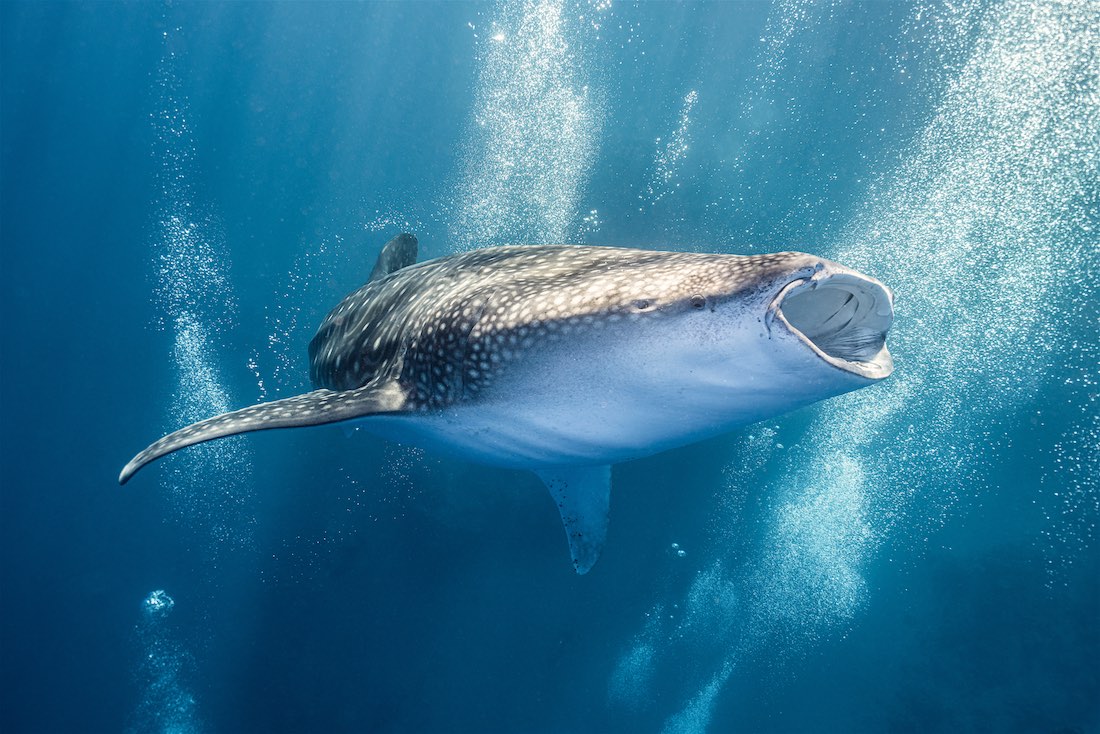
[309,244,660,393]
[307,243,807,403]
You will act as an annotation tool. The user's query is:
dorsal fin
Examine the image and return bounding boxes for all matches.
[368,233,418,282]
[535,465,612,574]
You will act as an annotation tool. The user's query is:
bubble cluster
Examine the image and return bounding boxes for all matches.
[378,444,430,512]
[641,90,698,210]
[748,456,872,636]
[737,0,844,140]
[150,32,253,553]
[451,0,605,250]
[143,589,175,619]
[256,236,334,400]
[832,0,1099,571]
[681,562,738,639]
[599,1,1098,727]
[740,0,1096,641]
[754,1,841,102]
[1045,381,1099,575]
[363,210,429,238]
[660,662,733,734]
[129,590,202,734]
[607,632,659,709]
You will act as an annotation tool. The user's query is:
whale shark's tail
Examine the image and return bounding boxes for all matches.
[119,380,406,485]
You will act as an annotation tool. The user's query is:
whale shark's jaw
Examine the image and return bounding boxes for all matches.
[770,265,895,382]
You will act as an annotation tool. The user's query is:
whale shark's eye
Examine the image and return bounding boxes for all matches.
[632,299,652,311]
[690,295,706,309]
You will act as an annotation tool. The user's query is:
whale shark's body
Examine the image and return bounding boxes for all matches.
[121,234,894,573]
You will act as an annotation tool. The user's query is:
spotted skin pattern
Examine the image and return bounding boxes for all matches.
[308,245,815,410]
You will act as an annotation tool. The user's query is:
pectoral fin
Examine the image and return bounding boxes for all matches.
[535,465,612,575]
[119,380,406,485]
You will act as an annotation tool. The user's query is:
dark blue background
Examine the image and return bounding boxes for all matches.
[2,2,1096,732]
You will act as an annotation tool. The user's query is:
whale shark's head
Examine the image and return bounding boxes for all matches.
[708,253,894,408]
[537,249,897,438]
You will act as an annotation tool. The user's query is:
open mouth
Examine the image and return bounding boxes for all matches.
[773,271,894,380]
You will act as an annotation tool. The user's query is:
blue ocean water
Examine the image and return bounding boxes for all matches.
[1,1,1097,732]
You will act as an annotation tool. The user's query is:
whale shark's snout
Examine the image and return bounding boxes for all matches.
[768,260,895,381]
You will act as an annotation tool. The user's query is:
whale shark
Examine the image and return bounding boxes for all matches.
[121,234,894,573]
